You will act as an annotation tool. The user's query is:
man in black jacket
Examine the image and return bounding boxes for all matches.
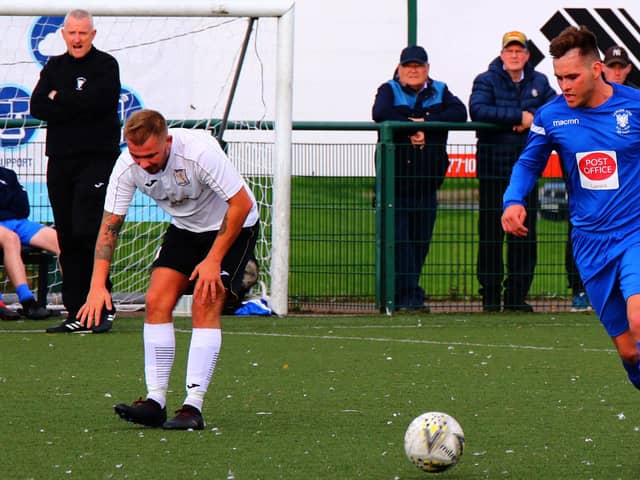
[0,166,59,320]
[373,46,467,311]
[30,9,121,333]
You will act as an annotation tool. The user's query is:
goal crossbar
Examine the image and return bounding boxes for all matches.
[0,1,294,18]
[0,0,294,316]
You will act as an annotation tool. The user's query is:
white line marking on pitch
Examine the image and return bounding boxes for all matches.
[222,331,616,353]
[1,326,614,353]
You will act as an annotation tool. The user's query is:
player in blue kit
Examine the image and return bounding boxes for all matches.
[502,26,640,390]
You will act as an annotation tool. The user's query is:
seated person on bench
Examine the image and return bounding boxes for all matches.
[0,165,60,320]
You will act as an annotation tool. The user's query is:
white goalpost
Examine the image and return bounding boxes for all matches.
[0,0,294,315]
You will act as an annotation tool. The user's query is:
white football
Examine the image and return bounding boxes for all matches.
[404,411,465,473]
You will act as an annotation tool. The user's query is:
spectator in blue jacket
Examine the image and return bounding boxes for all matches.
[0,166,59,320]
[373,45,467,311]
[470,31,556,312]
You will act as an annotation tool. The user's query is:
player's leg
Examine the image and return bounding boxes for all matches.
[116,224,202,427]
[587,248,640,389]
[616,246,640,389]
[145,266,189,401]
[161,292,226,430]
[27,226,62,299]
[622,294,640,388]
[28,225,60,256]
[0,224,24,319]
[163,222,258,430]
[11,220,55,319]
[114,266,189,427]
[0,221,50,319]
[0,224,28,290]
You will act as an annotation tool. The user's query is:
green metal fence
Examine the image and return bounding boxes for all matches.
[289,121,572,313]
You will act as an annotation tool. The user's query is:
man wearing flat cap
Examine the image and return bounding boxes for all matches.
[603,45,637,88]
[469,31,556,312]
[372,45,467,312]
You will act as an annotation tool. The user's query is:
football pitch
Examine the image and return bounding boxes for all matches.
[2,312,639,479]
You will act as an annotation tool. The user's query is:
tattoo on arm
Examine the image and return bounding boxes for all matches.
[96,212,125,261]
[219,215,228,235]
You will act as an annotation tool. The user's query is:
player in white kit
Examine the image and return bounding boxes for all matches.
[78,109,259,429]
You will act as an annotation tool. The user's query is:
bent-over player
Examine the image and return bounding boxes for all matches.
[78,109,259,430]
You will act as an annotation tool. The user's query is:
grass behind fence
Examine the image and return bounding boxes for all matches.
[289,176,571,303]
[2,312,637,479]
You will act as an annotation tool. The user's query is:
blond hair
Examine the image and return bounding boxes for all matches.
[124,109,168,146]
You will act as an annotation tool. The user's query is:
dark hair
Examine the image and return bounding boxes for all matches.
[549,25,600,61]
[124,109,168,146]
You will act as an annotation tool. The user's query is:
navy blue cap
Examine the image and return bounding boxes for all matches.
[400,45,428,65]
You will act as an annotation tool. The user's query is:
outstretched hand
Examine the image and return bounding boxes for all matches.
[501,204,529,237]
[77,287,112,328]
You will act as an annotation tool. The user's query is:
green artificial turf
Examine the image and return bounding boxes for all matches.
[1,312,638,479]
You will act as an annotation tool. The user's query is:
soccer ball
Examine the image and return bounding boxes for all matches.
[404,411,465,473]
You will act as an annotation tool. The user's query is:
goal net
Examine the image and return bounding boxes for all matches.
[0,1,294,315]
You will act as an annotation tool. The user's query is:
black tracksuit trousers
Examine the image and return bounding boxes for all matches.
[47,152,118,317]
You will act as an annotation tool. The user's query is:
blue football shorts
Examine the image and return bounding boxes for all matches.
[583,242,640,338]
[0,218,46,244]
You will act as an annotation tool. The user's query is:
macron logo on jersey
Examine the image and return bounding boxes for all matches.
[552,118,580,127]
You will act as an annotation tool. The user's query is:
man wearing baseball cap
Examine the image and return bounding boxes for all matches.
[469,31,556,312]
[372,45,467,312]
[603,45,637,88]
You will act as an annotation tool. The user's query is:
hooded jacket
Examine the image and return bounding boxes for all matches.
[0,166,29,220]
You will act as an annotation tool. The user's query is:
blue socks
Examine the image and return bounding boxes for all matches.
[16,283,34,303]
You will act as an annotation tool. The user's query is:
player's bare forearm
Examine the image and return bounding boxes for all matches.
[78,212,123,326]
[206,188,252,264]
[191,187,253,303]
[96,211,125,262]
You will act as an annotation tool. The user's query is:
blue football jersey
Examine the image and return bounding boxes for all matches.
[504,82,640,233]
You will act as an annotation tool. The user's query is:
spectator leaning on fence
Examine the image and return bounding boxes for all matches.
[372,45,467,312]
[29,9,121,334]
[0,166,59,321]
[469,31,556,312]
[502,25,640,392]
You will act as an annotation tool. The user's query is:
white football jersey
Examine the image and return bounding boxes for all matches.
[104,128,259,232]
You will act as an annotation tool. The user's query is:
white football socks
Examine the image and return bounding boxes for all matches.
[143,322,175,409]
[184,328,222,412]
